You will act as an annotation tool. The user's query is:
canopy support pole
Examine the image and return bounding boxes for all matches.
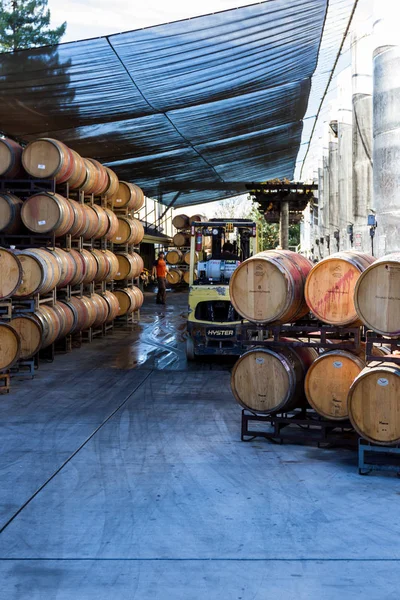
[279,199,289,249]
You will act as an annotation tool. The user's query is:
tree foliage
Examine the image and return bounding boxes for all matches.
[0,0,66,52]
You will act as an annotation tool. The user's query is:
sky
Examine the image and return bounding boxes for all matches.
[49,0,259,43]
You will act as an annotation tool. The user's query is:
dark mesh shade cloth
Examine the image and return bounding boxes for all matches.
[0,0,329,206]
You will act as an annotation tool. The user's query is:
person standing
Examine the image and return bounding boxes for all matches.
[152,251,169,305]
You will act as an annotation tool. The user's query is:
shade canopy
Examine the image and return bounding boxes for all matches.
[0,0,355,206]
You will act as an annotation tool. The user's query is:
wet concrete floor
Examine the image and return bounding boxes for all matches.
[1,290,400,599]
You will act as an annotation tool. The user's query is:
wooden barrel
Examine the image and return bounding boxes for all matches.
[0,322,21,369]
[184,251,198,265]
[46,247,76,288]
[80,248,98,284]
[111,216,144,245]
[68,198,89,238]
[86,159,108,195]
[114,252,142,280]
[305,251,375,326]
[190,214,207,223]
[348,362,400,445]
[10,315,42,359]
[91,249,110,282]
[90,204,109,239]
[112,181,144,211]
[231,344,317,414]
[183,270,196,284]
[0,193,23,234]
[104,208,119,240]
[14,248,61,297]
[81,204,99,240]
[114,286,144,316]
[59,297,89,333]
[35,305,61,348]
[21,192,75,237]
[67,150,87,190]
[102,290,120,322]
[0,137,23,178]
[166,269,183,285]
[68,249,86,285]
[22,138,74,182]
[173,232,190,247]
[229,250,313,325]
[79,295,98,328]
[172,214,189,229]
[0,248,22,299]
[166,249,183,265]
[104,250,119,282]
[104,167,119,199]
[90,293,109,327]
[354,253,400,336]
[52,301,75,339]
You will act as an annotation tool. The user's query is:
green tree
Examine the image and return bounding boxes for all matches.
[0,0,66,52]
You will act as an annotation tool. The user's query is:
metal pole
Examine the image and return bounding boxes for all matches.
[189,230,196,286]
[279,199,289,250]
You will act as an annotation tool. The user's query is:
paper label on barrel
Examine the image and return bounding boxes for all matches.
[116,198,122,203]
[117,272,120,276]
[378,378,389,387]
[333,361,343,368]
[256,358,264,364]
[38,220,46,225]
[116,237,121,240]
[38,164,46,169]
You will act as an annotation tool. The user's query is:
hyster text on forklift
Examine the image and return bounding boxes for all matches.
[186,219,257,360]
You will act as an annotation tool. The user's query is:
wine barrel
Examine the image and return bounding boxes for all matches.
[114,286,144,316]
[14,248,61,297]
[166,249,183,265]
[183,270,196,284]
[104,167,119,199]
[190,214,207,223]
[68,249,86,285]
[172,214,189,229]
[0,137,23,178]
[90,293,109,327]
[79,295,98,328]
[90,204,109,239]
[67,150,87,190]
[21,192,75,237]
[81,204,99,240]
[91,249,110,282]
[114,252,143,280]
[231,344,318,414]
[0,249,22,299]
[60,297,89,333]
[22,138,74,182]
[45,247,76,288]
[10,315,42,359]
[348,362,400,444]
[305,251,375,326]
[167,269,183,285]
[112,181,144,211]
[68,198,90,238]
[173,232,190,247]
[104,208,119,240]
[104,250,119,282]
[86,159,108,195]
[102,290,120,322]
[0,323,21,369]
[80,248,98,284]
[35,305,61,348]
[111,216,144,245]
[0,193,23,234]
[80,158,98,194]
[52,301,75,339]
[184,251,198,266]
[229,250,313,325]
[354,253,400,336]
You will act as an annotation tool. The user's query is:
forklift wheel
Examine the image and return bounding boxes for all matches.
[186,337,197,361]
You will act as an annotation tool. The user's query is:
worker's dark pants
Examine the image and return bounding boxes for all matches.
[156,277,167,304]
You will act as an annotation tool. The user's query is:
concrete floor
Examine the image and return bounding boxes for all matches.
[1,290,400,599]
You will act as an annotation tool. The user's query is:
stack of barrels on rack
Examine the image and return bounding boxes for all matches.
[0,136,145,374]
[167,213,205,285]
[229,249,400,447]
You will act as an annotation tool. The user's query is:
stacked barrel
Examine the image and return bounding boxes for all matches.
[0,136,145,380]
[167,213,204,285]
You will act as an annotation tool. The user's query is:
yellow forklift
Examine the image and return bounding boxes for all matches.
[186,219,257,360]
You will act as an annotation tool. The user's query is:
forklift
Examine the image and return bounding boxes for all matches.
[186,219,257,360]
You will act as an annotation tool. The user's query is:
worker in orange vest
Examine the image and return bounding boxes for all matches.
[152,251,169,305]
